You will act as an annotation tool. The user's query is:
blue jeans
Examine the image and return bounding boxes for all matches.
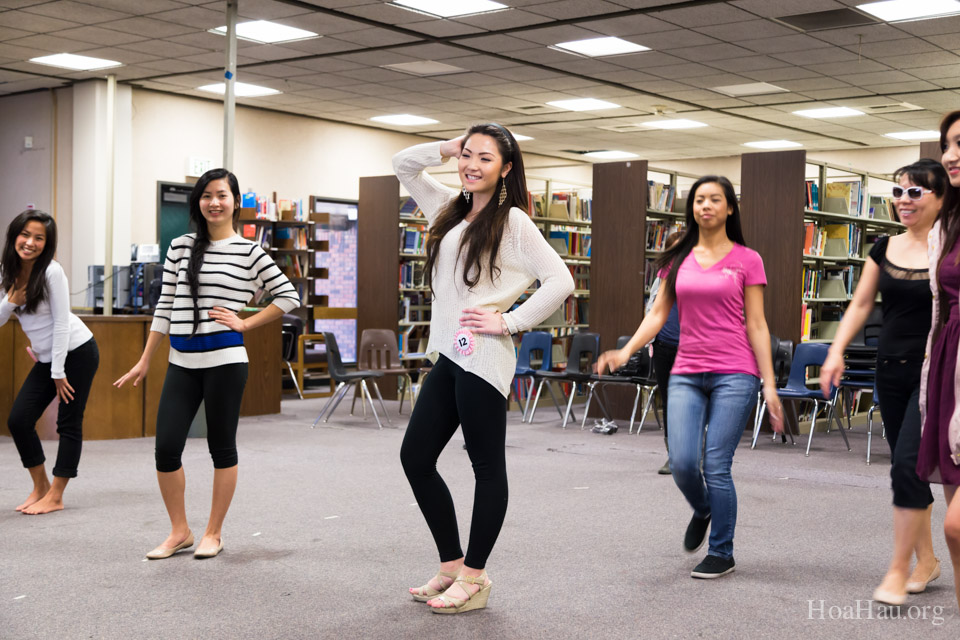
[667,373,760,560]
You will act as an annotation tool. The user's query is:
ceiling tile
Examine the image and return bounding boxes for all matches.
[877,51,960,70]
[78,0,187,13]
[451,34,536,53]
[523,0,628,20]
[230,0,315,20]
[148,6,228,28]
[272,36,359,56]
[924,33,960,50]
[694,18,796,41]
[401,20,484,38]
[771,47,859,66]
[739,34,833,54]
[337,2,433,24]
[670,42,756,62]
[22,0,130,23]
[652,3,757,27]
[52,25,148,46]
[628,29,719,50]
[886,14,960,37]
[331,27,421,47]
[837,70,920,86]
[5,33,93,54]
[454,9,553,30]
[102,16,200,39]
[809,24,905,46]
[708,55,792,73]
[0,9,80,32]
[133,58,211,74]
[573,13,676,37]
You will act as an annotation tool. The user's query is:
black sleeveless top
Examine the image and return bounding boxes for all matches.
[869,235,931,361]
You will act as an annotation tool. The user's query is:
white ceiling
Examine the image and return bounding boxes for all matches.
[0,0,957,161]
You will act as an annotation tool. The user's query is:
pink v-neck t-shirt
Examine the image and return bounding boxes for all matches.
[670,243,766,378]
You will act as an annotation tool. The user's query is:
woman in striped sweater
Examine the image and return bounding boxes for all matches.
[115,169,299,559]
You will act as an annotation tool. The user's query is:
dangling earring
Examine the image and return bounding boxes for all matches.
[498,181,507,207]
[462,186,471,203]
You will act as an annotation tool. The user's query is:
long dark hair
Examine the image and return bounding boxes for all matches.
[653,175,746,300]
[1,210,58,314]
[891,158,947,223]
[424,123,528,292]
[939,110,960,268]
[186,168,241,335]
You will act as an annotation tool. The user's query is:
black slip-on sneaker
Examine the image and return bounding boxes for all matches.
[683,514,711,553]
[691,554,735,579]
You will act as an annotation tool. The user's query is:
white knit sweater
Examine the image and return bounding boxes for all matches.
[393,141,574,397]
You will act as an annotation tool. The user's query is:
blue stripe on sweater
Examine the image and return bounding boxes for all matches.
[171,331,244,352]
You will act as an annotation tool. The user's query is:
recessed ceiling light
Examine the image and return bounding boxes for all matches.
[370,114,439,125]
[392,0,507,18]
[641,119,708,130]
[553,36,649,57]
[511,133,534,141]
[583,150,639,159]
[211,20,318,44]
[197,82,281,97]
[711,82,788,97]
[29,53,121,71]
[381,61,468,76]
[743,140,803,149]
[857,0,960,22]
[884,130,941,140]
[547,98,621,112]
[793,106,864,118]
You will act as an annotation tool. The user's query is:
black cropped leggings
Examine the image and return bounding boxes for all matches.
[8,338,99,478]
[154,363,248,473]
[400,354,508,569]
[876,358,933,509]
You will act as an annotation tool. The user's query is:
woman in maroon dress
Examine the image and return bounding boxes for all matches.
[918,109,960,611]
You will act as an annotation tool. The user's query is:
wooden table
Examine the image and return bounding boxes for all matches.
[0,314,281,441]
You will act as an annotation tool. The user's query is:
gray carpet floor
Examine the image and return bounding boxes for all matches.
[1,397,956,639]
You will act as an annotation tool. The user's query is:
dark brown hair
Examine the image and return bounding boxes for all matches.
[934,110,960,337]
[1,210,57,314]
[424,123,528,292]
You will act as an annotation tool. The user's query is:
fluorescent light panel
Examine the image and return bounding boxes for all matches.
[857,0,960,22]
[29,53,121,71]
[547,98,621,111]
[197,82,280,97]
[584,150,639,159]
[381,61,467,76]
[711,82,787,97]
[370,114,438,125]
[793,106,864,118]
[642,119,708,130]
[554,36,649,57]
[885,130,941,140]
[743,140,803,149]
[212,20,317,44]
[392,0,507,18]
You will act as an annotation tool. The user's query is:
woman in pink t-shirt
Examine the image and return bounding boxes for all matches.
[598,175,784,579]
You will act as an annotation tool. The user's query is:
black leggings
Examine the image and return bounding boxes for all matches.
[876,358,933,509]
[8,338,99,478]
[154,362,248,473]
[400,354,508,569]
[652,340,678,439]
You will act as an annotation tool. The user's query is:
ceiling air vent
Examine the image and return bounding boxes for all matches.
[775,8,880,31]
[859,102,924,114]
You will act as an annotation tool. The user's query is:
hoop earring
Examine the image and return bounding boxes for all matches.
[498,181,507,207]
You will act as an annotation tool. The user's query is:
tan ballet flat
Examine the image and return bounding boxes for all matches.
[872,586,907,606]
[906,559,941,594]
[145,532,194,559]
[411,569,459,602]
[430,573,492,614]
[194,539,224,559]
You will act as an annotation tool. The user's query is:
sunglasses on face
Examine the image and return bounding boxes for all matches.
[892,186,933,200]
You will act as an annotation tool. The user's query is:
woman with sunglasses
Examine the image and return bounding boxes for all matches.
[822,159,946,606]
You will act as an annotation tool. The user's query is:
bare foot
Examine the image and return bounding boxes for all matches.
[21,491,63,515]
[16,482,51,512]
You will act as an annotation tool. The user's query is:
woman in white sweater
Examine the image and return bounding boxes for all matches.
[115,169,299,559]
[394,124,574,613]
[1,210,99,515]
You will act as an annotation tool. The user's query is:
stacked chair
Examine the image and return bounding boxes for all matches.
[527,332,599,428]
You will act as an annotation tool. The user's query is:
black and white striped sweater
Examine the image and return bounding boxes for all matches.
[151,233,300,369]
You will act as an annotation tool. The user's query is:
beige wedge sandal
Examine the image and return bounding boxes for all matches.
[429,573,492,614]
[410,569,459,602]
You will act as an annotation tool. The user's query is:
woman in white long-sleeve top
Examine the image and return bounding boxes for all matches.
[394,124,574,614]
[1,210,99,515]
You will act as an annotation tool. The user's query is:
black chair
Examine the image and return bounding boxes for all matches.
[579,336,663,433]
[311,332,388,429]
[527,332,599,428]
[751,335,795,448]
[280,314,329,399]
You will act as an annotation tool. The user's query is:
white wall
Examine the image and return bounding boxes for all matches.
[0,91,53,230]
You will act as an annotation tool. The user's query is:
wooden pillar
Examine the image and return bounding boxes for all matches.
[920,140,943,162]
[358,175,400,398]
[739,150,806,347]
[590,159,648,419]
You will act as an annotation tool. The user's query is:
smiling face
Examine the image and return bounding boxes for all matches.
[692,181,732,232]
[459,133,512,197]
[15,220,47,265]
[894,175,942,229]
[199,178,238,230]
[944,119,960,189]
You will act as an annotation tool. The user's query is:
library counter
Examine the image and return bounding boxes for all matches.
[0,314,281,441]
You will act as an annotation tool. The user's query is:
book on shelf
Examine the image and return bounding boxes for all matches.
[647,181,677,212]
[548,230,591,257]
[868,194,894,221]
[803,222,825,256]
[399,291,431,323]
[823,180,863,216]
[399,196,423,218]
[398,324,429,355]
[805,180,820,211]
[800,303,812,341]
[400,228,427,254]
[529,191,592,221]
[399,261,426,289]
[646,220,684,251]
